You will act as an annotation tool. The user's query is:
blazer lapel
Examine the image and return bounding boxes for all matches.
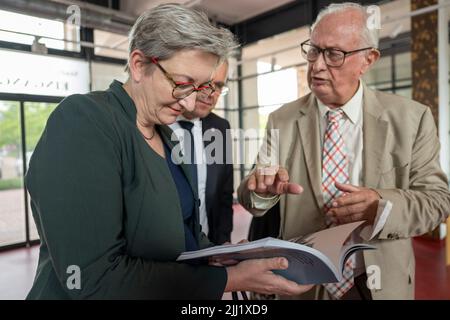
[296,94,324,210]
[201,115,219,215]
[362,84,389,188]
[201,115,214,150]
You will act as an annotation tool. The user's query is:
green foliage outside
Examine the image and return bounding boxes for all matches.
[0,101,57,154]
[0,178,22,191]
[0,101,57,190]
[24,102,58,152]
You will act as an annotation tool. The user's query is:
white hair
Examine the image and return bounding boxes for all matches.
[310,2,379,48]
[125,4,239,73]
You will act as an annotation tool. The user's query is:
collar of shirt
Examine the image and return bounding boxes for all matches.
[169,116,203,148]
[177,115,202,129]
[317,80,363,125]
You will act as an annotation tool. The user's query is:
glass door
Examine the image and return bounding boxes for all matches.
[0,96,61,250]
[0,100,25,247]
[24,102,58,241]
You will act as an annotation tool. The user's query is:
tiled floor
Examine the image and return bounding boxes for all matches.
[0,244,39,300]
[0,189,39,246]
[0,204,449,299]
[0,189,27,246]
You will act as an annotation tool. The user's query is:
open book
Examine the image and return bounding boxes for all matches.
[177,221,376,285]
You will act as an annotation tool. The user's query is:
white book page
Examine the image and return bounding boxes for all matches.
[300,221,366,269]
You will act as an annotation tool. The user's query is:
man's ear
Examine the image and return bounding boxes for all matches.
[360,49,380,75]
[128,49,149,82]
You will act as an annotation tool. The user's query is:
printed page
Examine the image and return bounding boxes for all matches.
[295,221,366,269]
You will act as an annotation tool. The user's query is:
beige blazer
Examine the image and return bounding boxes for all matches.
[238,83,450,300]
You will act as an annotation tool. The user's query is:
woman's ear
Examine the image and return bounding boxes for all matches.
[128,50,148,82]
[360,49,380,75]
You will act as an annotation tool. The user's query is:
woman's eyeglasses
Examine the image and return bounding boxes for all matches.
[149,57,216,99]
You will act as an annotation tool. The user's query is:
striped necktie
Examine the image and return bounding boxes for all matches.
[321,109,355,299]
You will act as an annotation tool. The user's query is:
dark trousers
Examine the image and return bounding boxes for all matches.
[340,273,373,300]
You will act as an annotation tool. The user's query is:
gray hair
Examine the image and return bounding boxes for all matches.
[311,2,379,48]
[125,4,239,73]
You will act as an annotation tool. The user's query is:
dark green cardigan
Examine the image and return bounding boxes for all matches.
[25,80,227,299]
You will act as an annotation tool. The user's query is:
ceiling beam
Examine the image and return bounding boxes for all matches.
[231,0,381,46]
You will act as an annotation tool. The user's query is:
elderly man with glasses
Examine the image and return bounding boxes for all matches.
[170,61,234,245]
[238,2,450,300]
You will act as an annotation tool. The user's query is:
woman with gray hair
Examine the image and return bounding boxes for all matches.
[25,4,312,299]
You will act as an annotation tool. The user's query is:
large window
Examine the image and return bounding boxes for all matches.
[226,27,309,187]
[363,36,412,98]
[0,8,128,250]
[94,29,128,60]
[91,61,128,91]
[0,98,60,248]
[256,61,299,128]
[0,9,80,52]
[0,46,122,249]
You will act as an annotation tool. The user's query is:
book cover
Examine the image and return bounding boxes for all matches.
[177,221,376,284]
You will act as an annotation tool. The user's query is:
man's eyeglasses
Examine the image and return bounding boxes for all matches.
[213,82,229,97]
[150,57,215,99]
[300,39,375,67]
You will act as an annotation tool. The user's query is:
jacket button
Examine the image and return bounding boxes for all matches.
[387,233,399,239]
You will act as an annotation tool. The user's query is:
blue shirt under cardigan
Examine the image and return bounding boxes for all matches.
[163,141,199,252]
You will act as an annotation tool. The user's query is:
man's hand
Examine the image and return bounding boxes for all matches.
[327,182,380,225]
[247,165,303,197]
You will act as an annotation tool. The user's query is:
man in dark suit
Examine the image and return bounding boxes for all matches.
[170,61,233,244]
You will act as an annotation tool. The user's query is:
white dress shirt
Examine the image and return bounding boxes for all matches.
[252,81,392,275]
[170,117,209,236]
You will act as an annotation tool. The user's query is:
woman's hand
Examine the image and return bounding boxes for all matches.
[224,257,314,296]
[208,239,249,266]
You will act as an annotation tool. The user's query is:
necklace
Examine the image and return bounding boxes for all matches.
[141,128,155,140]
[136,118,156,141]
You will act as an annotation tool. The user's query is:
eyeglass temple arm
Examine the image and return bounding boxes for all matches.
[150,57,171,77]
[150,56,194,87]
[344,47,376,55]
